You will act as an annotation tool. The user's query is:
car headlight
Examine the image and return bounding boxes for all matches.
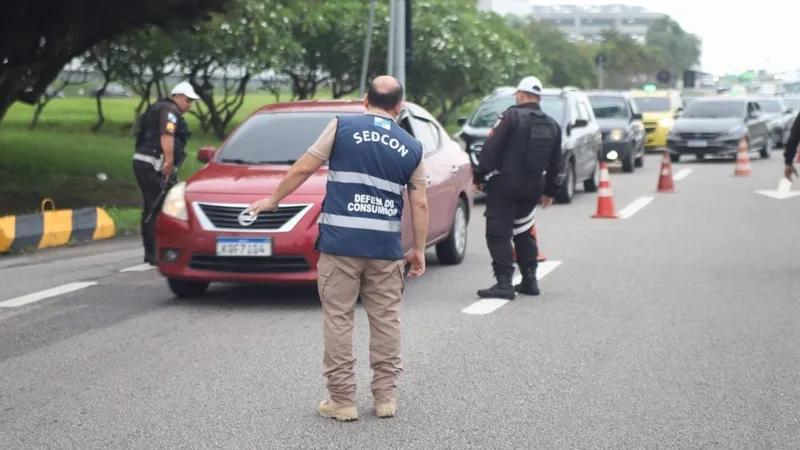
[609,129,624,141]
[725,125,747,137]
[161,181,188,221]
[658,118,674,127]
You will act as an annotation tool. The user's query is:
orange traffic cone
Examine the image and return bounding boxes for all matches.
[511,222,547,262]
[734,138,752,177]
[591,162,618,219]
[656,151,675,193]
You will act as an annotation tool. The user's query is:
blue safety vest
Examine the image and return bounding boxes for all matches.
[317,113,423,260]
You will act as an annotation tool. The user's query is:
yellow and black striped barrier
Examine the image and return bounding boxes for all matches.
[0,199,115,254]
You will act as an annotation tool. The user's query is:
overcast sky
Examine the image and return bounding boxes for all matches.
[535,1,793,75]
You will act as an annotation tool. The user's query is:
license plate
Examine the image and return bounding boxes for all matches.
[687,140,707,147]
[215,237,272,257]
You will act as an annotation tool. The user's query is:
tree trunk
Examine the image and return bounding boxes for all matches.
[91,80,110,132]
[29,101,48,129]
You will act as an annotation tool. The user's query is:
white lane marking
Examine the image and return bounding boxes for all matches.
[0,282,98,308]
[618,196,655,219]
[120,263,155,273]
[461,260,562,315]
[672,168,692,181]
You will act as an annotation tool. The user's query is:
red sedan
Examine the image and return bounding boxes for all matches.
[155,99,474,297]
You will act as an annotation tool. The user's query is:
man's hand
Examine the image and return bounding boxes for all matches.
[161,162,174,184]
[785,164,798,181]
[245,197,278,215]
[472,183,485,193]
[539,195,554,209]
[404,248,426,277]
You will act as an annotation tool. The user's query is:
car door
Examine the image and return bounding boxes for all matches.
[574,101,596,179]
[746,102,766,148]
[628,98,645,149]
[408,114,451,240]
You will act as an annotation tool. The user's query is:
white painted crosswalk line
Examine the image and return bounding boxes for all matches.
[672,168,692,181]
[0,282,98,308]
[461,260,562,315]
[120,264,155,273]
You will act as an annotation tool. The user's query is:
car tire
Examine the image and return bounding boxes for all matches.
[583,158,600,192]
[760,135,772,159]
[168,278,210,298]
[621,144,635,173]
[556,159,576,204]
[670,152,681,163]
[435,197,468,265]
[634,144,644,168]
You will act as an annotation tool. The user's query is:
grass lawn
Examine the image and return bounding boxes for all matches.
[0,89,477,239]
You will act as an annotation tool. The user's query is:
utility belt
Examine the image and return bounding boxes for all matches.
[133,148,164,171]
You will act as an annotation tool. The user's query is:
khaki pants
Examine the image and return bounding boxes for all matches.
[317,252,405,406]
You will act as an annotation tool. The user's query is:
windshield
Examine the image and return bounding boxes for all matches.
[758,99,783,114]
[632,97,672,113]
[588,96,628,119]
[216,111,343,164]
[783,97,800,110]
[468,95,566,127]
[682,100,745,118]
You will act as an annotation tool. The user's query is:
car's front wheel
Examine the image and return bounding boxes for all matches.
[436,197,468,265]
[555,159,576,204]
[760,135,772,159]
[168,278,210,298]
[621,144,635,173]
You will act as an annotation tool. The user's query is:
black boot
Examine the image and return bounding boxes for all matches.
[477,275,516,300]
[515,267,540,295]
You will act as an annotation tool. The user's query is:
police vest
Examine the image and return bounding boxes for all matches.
[135,98,190,159]
[499,106,559,177]
[317,114,423,260]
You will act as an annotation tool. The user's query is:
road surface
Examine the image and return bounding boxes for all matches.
[2,152,799,449]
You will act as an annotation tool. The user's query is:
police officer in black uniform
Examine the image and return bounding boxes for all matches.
[473,76,563,300]
[132,81,198,265]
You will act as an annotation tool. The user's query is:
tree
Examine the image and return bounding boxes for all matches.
[595,29,655,89]
[0,0,232,129]
[113,27,178,124]
[516,20,597,89]
[645,16,702,80]
[84,41,120,132]
[406,1,546,124]
[28,64,89,130]
[173,0,299,139]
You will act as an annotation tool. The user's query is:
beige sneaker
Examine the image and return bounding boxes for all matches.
[374,398,397,418]
[317,400,358,422]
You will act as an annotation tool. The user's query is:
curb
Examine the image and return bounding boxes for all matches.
[0,199,115,254]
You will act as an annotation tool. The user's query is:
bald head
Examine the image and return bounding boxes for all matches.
[366,75,404,112]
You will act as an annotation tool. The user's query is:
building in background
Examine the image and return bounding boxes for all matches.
[477,0,531,16]
[526,4,666,43]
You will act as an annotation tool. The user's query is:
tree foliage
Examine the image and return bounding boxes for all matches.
[0,0,231,125]
[513,20,596,89]
[646,16,702,77]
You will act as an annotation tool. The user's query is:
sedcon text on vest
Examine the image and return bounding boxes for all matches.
[353,130,411,157]
[348,194,399,217]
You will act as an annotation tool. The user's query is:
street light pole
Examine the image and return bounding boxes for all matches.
[358,0,377,97]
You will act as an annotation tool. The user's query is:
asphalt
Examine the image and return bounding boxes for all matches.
[2,151,799,449]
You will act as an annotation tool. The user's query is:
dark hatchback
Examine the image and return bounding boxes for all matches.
[586,91,646,173]
[454,87,601,204]
[666,97,772,162]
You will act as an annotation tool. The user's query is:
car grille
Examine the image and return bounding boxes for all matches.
[678,132,720,140]
[197,203,307,230]
[189,254,311,273]
[644,126,656,134]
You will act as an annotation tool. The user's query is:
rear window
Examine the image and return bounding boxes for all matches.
[632,97,672,112]
[216,111,344,164]
[588,96,628,118]
[468,95,566,128]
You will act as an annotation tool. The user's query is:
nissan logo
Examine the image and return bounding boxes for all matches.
[238,210,258,227]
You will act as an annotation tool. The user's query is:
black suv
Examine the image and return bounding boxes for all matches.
[454,86,602,204]
[585,90,646,173]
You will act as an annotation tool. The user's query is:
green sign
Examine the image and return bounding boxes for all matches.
[643,84,657,92]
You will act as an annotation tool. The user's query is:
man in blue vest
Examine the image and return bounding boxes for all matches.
[245,76,428,422]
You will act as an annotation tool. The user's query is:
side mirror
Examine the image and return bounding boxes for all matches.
[632,112,643,120]
[573,119,588,128]
[787,107,794,114]
[457,117,467,127]
[197,146,216,163]
[674,109,683,119]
